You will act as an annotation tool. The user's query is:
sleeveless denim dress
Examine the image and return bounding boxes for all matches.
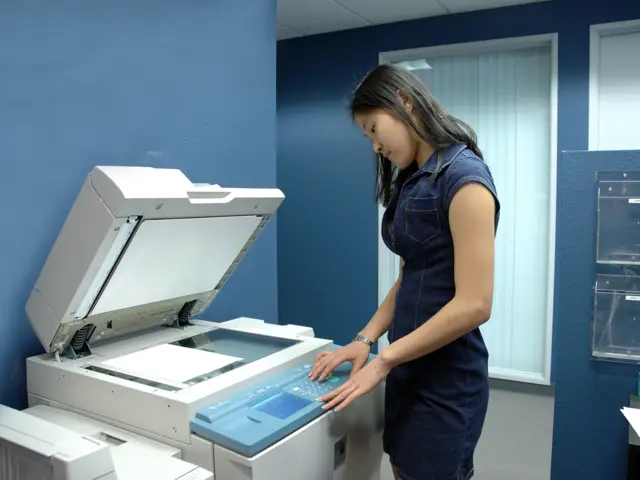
[381,144,500,480]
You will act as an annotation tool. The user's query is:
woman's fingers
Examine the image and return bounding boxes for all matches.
[309,352,331,380]
[317,380,351,403]
[334,389,362,412]
[310,352,348,381]
[322,382,358,411]
[317,355,347,381]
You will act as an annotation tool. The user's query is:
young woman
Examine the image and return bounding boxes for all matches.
[309,64,500,480]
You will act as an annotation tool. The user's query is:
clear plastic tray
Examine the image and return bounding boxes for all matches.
[593,274,640,362]
[597,172,640,264]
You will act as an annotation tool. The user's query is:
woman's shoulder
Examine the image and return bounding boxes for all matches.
[443,148,495,185]
[450,147,491,173]
[438,148,500,211]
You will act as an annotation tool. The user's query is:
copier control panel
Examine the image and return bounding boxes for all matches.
[190,356,372,457]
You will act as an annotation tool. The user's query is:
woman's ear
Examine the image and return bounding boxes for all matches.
[396,89,413,113]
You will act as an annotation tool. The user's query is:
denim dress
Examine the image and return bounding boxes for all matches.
[381,144,500,480]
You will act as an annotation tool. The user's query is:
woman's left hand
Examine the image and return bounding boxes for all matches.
[316,358,391,412]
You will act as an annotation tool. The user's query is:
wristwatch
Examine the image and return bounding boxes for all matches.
[353,333,374,347]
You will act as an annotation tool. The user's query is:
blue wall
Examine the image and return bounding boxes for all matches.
[277,1,640,479]
[556,150,640,480]
[0,0,277,410]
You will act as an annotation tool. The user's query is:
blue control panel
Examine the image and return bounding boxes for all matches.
[190,354,373,457]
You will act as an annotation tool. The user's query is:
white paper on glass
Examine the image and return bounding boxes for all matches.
[102,344,242,384]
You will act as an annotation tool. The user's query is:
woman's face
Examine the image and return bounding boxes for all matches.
[355,109,418,169]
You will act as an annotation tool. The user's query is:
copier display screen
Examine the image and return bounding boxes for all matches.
[252,392,311,420]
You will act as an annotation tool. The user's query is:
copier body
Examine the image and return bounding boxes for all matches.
[0,404,213,480]
[23,166,384,479]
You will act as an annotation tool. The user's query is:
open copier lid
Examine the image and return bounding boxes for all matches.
[26,166,283,359]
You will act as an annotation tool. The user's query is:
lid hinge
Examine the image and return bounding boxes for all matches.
[62,324,96,360]
[172,300,198,328]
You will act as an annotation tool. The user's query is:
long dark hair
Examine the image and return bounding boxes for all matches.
[349,63,482,207]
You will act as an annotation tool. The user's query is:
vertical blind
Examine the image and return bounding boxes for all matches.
[385,45,554,383]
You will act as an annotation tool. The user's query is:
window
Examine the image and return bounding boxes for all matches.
[590,20,640,151]
[377,35,558,385]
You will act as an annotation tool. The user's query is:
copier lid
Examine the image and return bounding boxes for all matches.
[26,166,284,356]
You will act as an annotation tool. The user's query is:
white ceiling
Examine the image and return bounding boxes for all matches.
[277,0,548,40]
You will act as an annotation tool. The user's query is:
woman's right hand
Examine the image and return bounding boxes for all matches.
[309,341,371,381]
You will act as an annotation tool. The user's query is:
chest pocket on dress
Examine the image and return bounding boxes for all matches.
[404,197,441,244]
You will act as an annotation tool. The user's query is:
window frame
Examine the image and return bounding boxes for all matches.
[589,19,640,151]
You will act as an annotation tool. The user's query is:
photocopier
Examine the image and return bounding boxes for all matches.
[0,166,384,480]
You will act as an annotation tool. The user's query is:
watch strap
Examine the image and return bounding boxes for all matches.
[353,333,374,347]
